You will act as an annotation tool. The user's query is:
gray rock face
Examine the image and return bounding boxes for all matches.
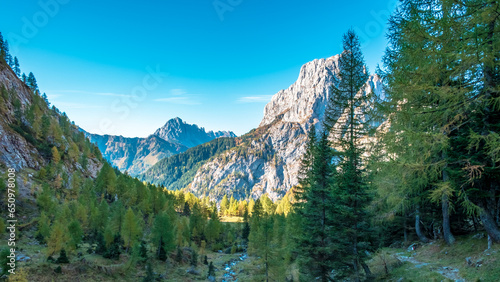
[153,117,236,148]
[85,132,188,176]
[0,65,43,170]
[0,63,102,178]
[186,55,383,201]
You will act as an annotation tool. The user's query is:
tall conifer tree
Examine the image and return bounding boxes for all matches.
[324,29,374,280]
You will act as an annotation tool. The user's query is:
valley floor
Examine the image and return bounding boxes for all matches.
[3,232,500,281]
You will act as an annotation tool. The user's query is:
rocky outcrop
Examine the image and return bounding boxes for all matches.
[184,55,383,201]
[153,117,236,148]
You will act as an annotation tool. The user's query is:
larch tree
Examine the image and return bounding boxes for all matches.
[380,0,500,245]
[122,208,140,252]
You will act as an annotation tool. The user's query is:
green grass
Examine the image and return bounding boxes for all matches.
[220,216,243,223]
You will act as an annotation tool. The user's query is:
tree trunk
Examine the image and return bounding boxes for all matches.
[353,258,360,282]
[479,204,500,242]
[361,262,374,281]
[415,206,430,243]
[403,215,408,244]
[441,155,455,245]
[442,193,455,244]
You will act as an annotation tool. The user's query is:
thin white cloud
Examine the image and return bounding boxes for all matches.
[46,93,63,100]
[49,90,133,98]
[52,101,105,109]
[237,95,273,103]
[154,89,201,105]
[170,89,187,96]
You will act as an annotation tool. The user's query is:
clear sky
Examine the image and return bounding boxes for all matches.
[0,0,397,137]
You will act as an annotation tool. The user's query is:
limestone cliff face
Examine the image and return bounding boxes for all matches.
[185,56,383,201]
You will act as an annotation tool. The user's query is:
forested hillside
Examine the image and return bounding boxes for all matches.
[139,137,237,191]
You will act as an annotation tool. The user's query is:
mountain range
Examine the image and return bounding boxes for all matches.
[84,117,236,176]
[140,55,383,201]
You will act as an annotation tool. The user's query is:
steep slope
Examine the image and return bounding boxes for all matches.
[153,117,236,148]
[0,62,43,170]
[85,132,188,176]
[143,55,383,201]
[0,59,103,199]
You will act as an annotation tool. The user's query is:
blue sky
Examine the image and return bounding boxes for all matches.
[0,0,397,137]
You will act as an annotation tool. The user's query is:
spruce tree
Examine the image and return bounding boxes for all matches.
[207,261,215,278]
[324,29,374,280]
[13,57,20,77]
[294,129,339,281]
[27,72,38,92]
[151,212,175,260]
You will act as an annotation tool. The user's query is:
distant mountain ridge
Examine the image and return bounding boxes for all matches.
[153,117,236,148]
[84,117,236,176]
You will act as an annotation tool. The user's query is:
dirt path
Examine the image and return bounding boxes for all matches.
[395,253,464,282]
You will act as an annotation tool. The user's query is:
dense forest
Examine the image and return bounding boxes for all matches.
[0,0,499,281]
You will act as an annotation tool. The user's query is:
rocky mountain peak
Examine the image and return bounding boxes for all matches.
[153,117,236,148]
[259,55,340,130]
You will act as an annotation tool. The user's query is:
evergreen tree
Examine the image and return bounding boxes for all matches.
[242,208,250,241]
[189,202,206,244]
[294,130,339,282]
[103,234,123,260]
[205,208,222,244]
[0,32,5,62]
[182,202,191,216]
[143,262,154,282]
[13,57,20,77]
[190,249,198,267]
[55,249,69,264]
[139,240,148,262]
[27,72,38,92]
[175,247,183,263]
[207,261,215,278]
[151,212,175,260]
[68,220,83,249]
[36,212,51,243]
[325,29,374,280]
